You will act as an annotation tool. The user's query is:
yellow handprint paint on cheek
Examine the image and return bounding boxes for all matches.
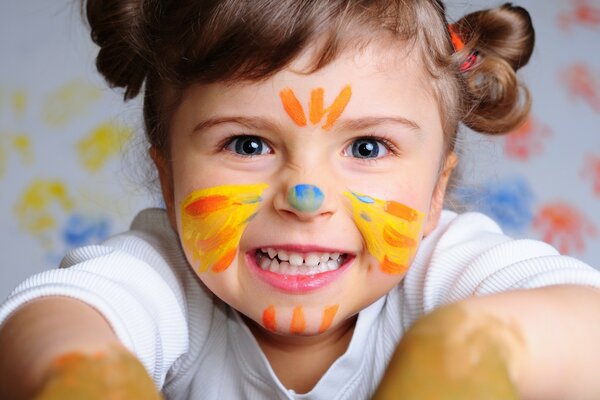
[180,183,268,273]
[344,192,424,274]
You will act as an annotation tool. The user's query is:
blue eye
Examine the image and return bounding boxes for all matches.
[227,136,271,156]
[345,138,389,159]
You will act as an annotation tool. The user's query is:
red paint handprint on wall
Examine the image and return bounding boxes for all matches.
[561,64,600,113]
[582,154,600,197]
[558,0,600,30]
[533,202,597,254]
[504,117,552,161]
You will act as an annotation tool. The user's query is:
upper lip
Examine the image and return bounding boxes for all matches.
[252,244,356,255]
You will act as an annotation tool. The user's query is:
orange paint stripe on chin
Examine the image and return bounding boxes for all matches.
[263,305,277,332]
[318,305,339,333]
[280,88,307,127]
[185,195,230,217]
[383,201,419,222]
[380,255,408,275]
[383,225,416,248]
[290,306,306,334]
[211,248,237,272]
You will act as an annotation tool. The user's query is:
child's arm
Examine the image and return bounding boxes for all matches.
[0,296,160,399]
[375,285,600,400]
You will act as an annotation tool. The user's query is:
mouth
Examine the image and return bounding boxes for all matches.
[255,248,349,275]
[247,246,354,293]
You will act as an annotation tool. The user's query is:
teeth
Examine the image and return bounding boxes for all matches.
[257,248,346,275]
[260,257,271,270]
[319,253,330,263]
[269,258,280,272]
[289,253,304,267]
[305,253,320,267]
[267,248,277,259]
[278,250,289,261]
[331,252,340,261]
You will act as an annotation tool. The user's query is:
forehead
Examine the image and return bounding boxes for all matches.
[177,42,442,133]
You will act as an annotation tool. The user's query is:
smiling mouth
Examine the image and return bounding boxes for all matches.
[255,248,350,276]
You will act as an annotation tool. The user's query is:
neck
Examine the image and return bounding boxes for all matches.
[244,315,357,394]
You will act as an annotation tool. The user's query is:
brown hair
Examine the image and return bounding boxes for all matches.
[83,0,535,156]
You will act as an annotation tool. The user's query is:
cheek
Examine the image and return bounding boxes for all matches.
[178,183,268,273]
[345,191,425,275]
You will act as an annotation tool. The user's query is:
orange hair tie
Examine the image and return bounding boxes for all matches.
[448,24,465,52]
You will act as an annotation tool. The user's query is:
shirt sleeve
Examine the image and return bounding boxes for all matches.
[0,209,190,389]
[402,211,600,328]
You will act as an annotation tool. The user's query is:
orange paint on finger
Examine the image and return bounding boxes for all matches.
[290,306,306,334]
[280,89,307,126]
[318,305,339,333]
[321,85,352,131]
[263,305,277,332]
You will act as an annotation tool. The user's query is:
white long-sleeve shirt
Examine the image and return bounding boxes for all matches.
[1,208,599,399]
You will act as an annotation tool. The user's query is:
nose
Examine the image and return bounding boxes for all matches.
[274,182,336,222]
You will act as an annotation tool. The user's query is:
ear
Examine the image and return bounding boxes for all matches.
[150,147,177,230]
[423,152,458,236]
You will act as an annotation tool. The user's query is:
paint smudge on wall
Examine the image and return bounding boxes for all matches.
[77,121,132,172]
[14,179,73,238]
[42,80,102,127]
[61,213,111,248]
[456,177,535,233]
[344,191,423,275]
[558,0,600,30]
[12,89,27,119]
[533,202,597,254]
[0,133,34,178]
[582,154,600,197]
[12,134,33,165]
[561,64,600,113]
[180,183,268,272]
[280,85,352,131]
[504,117,551,161]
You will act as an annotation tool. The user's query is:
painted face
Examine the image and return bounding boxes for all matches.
[162,42,453,338]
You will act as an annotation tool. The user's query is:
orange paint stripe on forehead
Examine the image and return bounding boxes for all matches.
[318,305,339,333]
[384,201,420,222]
[211,248,237,272]
[321,85,352,131]
[280,88,307,127]
[380,255,408,275]
[185,195,230,218]
[383,225,416,248]
[263,305,277,332]
[309,88,325,125]
[290,306,306,334]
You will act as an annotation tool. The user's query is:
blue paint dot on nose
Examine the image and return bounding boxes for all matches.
[288,184,324,212]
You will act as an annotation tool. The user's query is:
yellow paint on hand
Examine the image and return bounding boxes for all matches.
[43,80,102,127]
[77,121,132,172]
[180,183,268,272]
[344,191,423,275]
[14,179,73,235]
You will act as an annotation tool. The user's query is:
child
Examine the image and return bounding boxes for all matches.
[2,0,600,399]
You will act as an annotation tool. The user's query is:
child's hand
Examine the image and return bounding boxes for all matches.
[33,345,162,400]
[373,304,521,400]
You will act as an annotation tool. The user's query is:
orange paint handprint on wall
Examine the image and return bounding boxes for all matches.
[582,154,600,197]
[561,64,600,113]
[558,0,600,30]
[504,117,552,161]
[532,202,597,254]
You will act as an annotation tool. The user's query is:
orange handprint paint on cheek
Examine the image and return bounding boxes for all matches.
[345,192,424,275]
[180,183,268,273]
[280,85,352,131]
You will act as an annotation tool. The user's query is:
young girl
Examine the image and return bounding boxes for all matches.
[2,1,600,399]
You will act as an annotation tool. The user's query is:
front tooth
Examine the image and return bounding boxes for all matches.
[278,250,289,261]
[305,253,320,267]
[331,252,340,261]
[267,248,277,259]
[289,253,303,267]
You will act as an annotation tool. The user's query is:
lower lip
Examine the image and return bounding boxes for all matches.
[246,253,354,294]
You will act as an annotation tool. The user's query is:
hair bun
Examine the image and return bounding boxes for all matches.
[84,0,149,100]
[453,3,535,134]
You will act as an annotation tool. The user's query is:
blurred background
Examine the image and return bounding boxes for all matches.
[1,0,599,300]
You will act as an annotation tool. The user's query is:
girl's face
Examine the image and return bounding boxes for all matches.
[156,43,456,337]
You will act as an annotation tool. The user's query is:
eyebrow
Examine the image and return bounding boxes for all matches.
[191,115,421,134]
